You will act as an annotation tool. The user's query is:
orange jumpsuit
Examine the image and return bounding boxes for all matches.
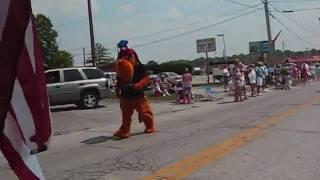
[114,49,155,138]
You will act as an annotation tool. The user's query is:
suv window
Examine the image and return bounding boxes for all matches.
[46,71,60,84]
[63,69,83,82]
[82,69,105,79]
[169,72,177,76]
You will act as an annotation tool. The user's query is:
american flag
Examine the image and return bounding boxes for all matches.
[0,0,52,179]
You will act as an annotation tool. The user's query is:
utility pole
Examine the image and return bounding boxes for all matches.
[87,0,96,67]
[206,51,210,84]
[263,0,274,65]
[83,47,86,67]
[282,41,285,61]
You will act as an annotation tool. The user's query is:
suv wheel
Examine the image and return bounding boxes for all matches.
[79,91,99,109]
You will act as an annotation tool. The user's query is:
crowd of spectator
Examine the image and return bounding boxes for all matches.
[151,68,193,104]
[149,59,320,104]
[222,59,320,102]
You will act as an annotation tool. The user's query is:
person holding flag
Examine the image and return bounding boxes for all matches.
[0,0,52,179]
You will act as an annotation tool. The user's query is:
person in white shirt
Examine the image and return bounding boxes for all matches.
[248,64,257,97]
[239,63,248,100]
[222,64,230,92]
[261,63,268,92]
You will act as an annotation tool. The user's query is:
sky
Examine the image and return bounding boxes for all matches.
[31,0,320,65]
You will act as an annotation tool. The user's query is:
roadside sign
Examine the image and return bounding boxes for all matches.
[249,41,271,54]
[196,38,216,53]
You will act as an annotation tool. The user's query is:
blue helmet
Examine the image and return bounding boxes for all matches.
[117,40,129,48]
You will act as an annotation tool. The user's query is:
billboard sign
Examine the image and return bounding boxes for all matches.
[197,38,216,53]
[249,41,272,54]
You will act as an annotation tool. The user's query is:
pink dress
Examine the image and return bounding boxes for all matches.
[301,63,310,81]
[182,73,192,103]
[231,66,242,88]
[152,78,161,96]
[182,73,192,87]
[291,67,298,80]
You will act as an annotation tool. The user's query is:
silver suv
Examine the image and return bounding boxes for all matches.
[46,67,108,108]
[159,72,182,84]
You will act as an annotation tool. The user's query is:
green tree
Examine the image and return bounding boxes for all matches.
[160,60,193,74]
[88,43,114,65]
[50,51,73,69]
[35,14,73,69]
[146,60,161,74]
[147,60,159,66]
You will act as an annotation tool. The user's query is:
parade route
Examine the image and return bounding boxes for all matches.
[1,83,320,180]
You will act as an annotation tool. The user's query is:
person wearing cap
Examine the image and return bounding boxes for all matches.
[114,40,155,138]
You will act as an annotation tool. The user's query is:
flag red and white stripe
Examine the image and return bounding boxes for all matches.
[0,0,52,179]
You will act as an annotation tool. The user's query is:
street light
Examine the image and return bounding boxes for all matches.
[217,34,227,62]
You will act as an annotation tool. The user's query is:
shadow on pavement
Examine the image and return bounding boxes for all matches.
[81,136,114,144]
[50,105,106,113]
[217,101,237,104]
[80,132,148,145]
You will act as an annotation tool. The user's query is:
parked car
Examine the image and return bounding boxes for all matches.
[46,67,108,108]
[149,74,159,80]
[104,72,117,89]
[104,72,117,81]
[158,72,182,84]
[212,65,224,83]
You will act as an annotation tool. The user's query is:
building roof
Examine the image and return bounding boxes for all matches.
[287,56,320,63]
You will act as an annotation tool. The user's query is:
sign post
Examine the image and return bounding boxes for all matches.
[197,38,216,84]
[249,40,273,64]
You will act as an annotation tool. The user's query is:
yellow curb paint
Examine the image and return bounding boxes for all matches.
[142,98,318,180]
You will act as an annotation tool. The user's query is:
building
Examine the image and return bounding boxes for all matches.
[286,56,320,65]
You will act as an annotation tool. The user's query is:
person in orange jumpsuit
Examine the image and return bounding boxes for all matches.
[114,40,155,138]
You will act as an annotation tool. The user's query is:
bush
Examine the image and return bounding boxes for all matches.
[159,62,193,74]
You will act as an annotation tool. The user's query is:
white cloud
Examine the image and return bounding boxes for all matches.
[32,0,97,18]
[118,4,136,14]
[166,7,183,19]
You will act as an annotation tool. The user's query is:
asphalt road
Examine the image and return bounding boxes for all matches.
[1,82,320,180]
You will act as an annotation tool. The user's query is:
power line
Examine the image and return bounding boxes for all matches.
[66,6,262,51]
[132,8,260,48]
[222,0,259,8]
[282,7,320,12]
[128,3,262,41]
[270,0,320,2]
[60,2,263,53]
[283,34,320,42]
[269,2,320,36]
[270,14,320,46]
